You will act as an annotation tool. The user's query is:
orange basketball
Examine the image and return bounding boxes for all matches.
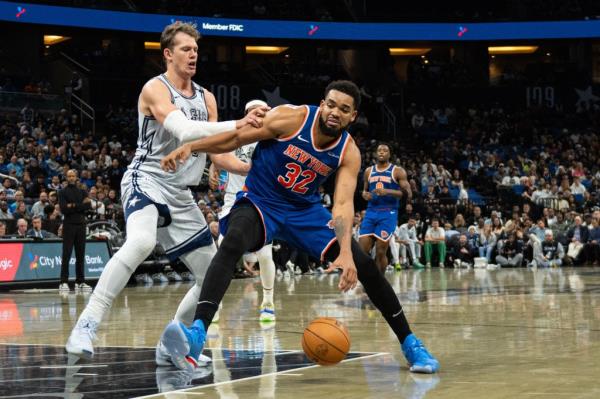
[302,317,350,366]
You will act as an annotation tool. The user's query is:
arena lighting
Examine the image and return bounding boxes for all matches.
[43,35,70,45]
[389,48,431,56]
[144,41,160,50]
[245,46,288,54]
[488,46,538,54]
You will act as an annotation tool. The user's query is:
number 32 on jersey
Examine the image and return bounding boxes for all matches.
[277,162,316,194]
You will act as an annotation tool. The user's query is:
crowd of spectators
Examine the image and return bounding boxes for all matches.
[1,90,599,269]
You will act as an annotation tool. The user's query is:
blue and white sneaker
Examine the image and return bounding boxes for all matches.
[259,303,276,322]
[160,320,206,372]
[401,334,439,374]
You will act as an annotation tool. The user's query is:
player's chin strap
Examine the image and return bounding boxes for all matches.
[163,109,236,143]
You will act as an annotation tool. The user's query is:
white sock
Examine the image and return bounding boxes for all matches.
[79,205,158,324]
[389,238,400,264]
[176,244,217,325]
[257,245,275,305]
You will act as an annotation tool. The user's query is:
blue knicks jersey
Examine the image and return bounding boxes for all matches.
[243,105,353,207]
[367,164,400,210]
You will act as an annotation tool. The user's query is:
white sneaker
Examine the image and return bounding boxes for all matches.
[75,283,92,292]
[156,340,172,366]
[453,259,461,268]
[259,303,276,322]
[439,262,445,269]
[180,271,195,281]
[59,283,70,292]
[166,271,183,282]
[65,317,99,359]
[294,266,302,275]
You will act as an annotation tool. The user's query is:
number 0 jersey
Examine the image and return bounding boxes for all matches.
[243,105,353,208]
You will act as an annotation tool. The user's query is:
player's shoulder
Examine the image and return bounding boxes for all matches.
[141,76,170,98]
[264,104,309,136]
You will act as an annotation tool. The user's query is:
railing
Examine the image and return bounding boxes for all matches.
[68,92,96,135]
[381,102,397,139]
[0,91,65,112]
[59,51,91,73]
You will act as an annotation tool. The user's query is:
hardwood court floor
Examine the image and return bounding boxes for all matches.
[1,267,599,398]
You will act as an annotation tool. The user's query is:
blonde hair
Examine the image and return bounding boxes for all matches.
[160,22,200,56]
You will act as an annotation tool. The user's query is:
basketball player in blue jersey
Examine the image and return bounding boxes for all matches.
[159,80,439,374]
[65,22,268,367]
[359,144,411,273]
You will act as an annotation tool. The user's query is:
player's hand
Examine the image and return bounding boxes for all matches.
[161,143,192,172]
[209,168,220,190]
[236,106,270,129]
[361,191,372,201]
[326,253,357,292]
[373,187,386,196]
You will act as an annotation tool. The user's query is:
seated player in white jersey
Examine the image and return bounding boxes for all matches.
[64,22,268,369]
[359,144,411,273]
[210,99,277,323]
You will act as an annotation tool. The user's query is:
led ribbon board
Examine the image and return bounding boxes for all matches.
[4,1,600,40]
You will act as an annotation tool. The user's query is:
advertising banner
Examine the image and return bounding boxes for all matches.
[0,240,111,283]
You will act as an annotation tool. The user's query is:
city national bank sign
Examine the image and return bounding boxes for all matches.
[0,241,111,283]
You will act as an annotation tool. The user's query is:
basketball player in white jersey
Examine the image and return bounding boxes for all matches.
[65,22,268,367]
[210,99,277,323]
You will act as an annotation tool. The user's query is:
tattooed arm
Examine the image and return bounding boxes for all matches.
[327,141,361,291]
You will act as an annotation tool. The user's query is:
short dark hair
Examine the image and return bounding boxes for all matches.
[324,80,361,110]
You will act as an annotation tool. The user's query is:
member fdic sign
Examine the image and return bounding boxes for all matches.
[0,240,111,283]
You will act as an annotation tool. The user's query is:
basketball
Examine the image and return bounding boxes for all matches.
[301,317,350,366]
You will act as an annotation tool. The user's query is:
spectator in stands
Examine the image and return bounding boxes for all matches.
[424,218,446,268]
[0,200,12,220]
[6,155,23,179]
[448,233,474,268]
[11,201,29,221]
[27,215,54,239]
[534,230,564,268]
[570,177,586,196]
[319,185,331,209]
[8,191,24,213]
[581,216,600,265]
[0,221,6,239]
[104,159,124,191]
[31,191,49,217]
[496,232,524,267]
[453,213,468,234]
[48,175,62,191]
[566,215,589,265]
[478,224,497,263]
[14,218,28,238]
[3,178,15,202]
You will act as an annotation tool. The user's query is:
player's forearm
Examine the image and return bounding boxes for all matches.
[332,202,354,256]
[383,188,404,198]
[211,153,250,175]
[163,110,237,143]
[187,130,242,154]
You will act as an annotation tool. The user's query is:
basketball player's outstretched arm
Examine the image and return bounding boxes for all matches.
[138,78,268,144]
[326,142,361,292]
[161,106,306,172]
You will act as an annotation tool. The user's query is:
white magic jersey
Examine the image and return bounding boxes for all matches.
[127,74,209,188]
